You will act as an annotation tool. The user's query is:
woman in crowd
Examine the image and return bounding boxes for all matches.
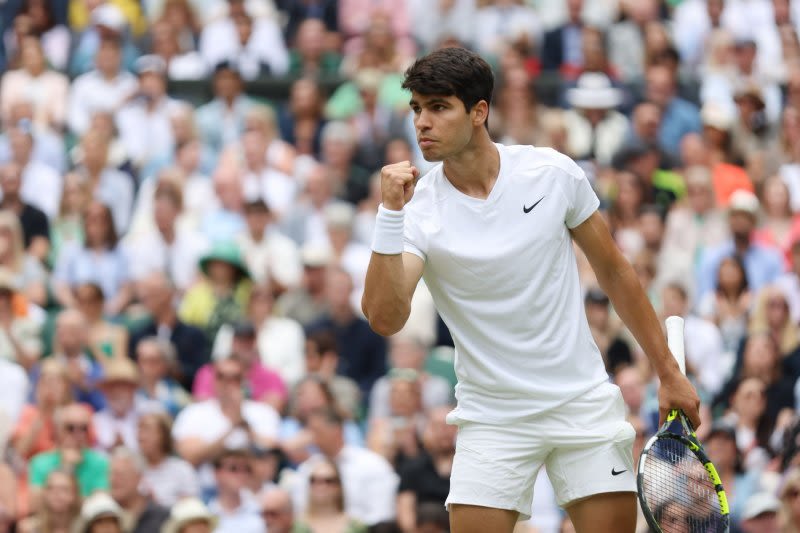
[137,411,199,506]
[699,255,752,354]
[17,469,80,533]
[134,337,190,417]
[749,285,800,355]
[75,282,129,365]
[52,201,132,317]
[48,173,89,269]
[0,210,47,308]
[753,176,799,268]
[300,459,366,533]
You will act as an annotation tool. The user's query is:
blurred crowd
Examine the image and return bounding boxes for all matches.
[7,0,800,532]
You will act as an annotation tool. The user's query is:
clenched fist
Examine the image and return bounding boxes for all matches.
[381,161,420,210]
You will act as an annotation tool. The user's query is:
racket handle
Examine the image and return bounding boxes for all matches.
[665,315,686,376]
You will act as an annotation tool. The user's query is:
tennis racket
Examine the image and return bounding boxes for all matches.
[636,316,730,533]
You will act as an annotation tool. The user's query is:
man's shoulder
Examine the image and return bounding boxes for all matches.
[501,143,585,180]
[342,445,394,472]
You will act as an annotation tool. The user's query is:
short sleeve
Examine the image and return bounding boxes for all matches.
[403,210,427,261]
[562,166,600,229]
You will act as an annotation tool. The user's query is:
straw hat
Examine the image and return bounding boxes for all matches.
[98,357,139,387]
[161,498,219,533]
[75,492,125,533]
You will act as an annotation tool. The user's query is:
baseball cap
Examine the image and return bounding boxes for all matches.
[742,492,780,520]
[584,287,610,306]
[232,321,256,339]
[135,54,167,76]
[707,421,737,441]
[728,189,760,216]
[91,4,127,32]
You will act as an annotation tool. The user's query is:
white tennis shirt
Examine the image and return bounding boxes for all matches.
[403,144,608,423]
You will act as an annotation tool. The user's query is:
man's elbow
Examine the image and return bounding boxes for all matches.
[366,315,404,337]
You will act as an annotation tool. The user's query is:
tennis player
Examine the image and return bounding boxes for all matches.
[361,47,701,533]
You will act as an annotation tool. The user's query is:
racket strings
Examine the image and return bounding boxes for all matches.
[641,437,726,533]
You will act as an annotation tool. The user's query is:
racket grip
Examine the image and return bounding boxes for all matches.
[665,315,686,376]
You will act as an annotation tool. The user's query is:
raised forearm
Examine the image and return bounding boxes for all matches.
[363,253,412,337]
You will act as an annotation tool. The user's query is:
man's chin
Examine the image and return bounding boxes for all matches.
[421,148,444,162]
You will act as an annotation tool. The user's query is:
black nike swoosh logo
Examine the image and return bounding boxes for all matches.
[611,468,627,476]
[523,196,545,214]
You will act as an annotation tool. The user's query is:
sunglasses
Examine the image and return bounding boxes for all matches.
[261,509,284,518]
[215,372,243,383]
[220,463,251,474]
[64,423,89,434]
[785,488,800,500]
[310,476,339,486]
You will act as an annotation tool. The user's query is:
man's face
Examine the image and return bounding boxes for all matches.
[215,455,250,492]
[214,70,242,100]
[110,456,141,505]
[58,407,91,449]
[214,359,244,400]
[729,211,755,240]
[0,164,22,196]
[646,68,674,108]
[261,492,294,533]
[103,381,136,416]
[410,92,482,162]
[57,317,86,354]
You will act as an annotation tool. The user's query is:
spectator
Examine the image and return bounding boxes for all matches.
[0,35,69,133]
[369,336,451,421]
[126,175,209,292]
[698,255,752,355]
[196,320,288,411]
[280,375,363,465]
[0,265,42,367]
[195,61,254,156]
[239,130,298,218]
[12,359,71,459]
[259,488,307,533]
[320,123,371,207]
[753,176,797,268]
[645,63,702,157]
[17,469,80,533]
[704,422,760,527]
[48,172,90,268]
[608,0,659,83]
[6,0,70,71]
[280,164,336,248]
[583,287,632,376]
[246,444,281,497]
[696,190,783,305]
[310,267,386,396]
[471,0,541,63]
[29,403,109,498]
[304,329,360,419]
[73,492,125,533]
[66,36,137,137]
[148,20,207,81]
[129,271,210,390]
[237,197,302,290]
[0,161,50,266]
[291,408,398,526]
[172,357,280,481]
[179,240,252,343]
[134,337,190,417]
[749,285,799,355]
[288,18,342,79]
[275,243,331,327]
[740,492,780,533]
[0,99,67,174]
[208,448,265,533]
[161,498,219,533]
[137,411,200,506]
[4,120,61,220]
[71,130,134,235]
[76,282,129,364]
[563,72,629,167]
[92,357,147,452]
[396,406,455,533]
[279,78,327,158]
[541,0,584,74]
[116,55,183,175]
[32,309,104,411]
[299,458,366,533]
[108,447,169,533]
[52,201,133,317]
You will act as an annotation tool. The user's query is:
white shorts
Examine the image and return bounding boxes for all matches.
[445,381,636,520]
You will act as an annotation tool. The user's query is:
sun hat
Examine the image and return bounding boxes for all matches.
[161,498,219,533]
[198,241,250,280]
[75,492,125,533]
[98,357,139,387]
[566,73,623,110]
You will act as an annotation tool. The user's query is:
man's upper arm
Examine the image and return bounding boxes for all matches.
[569,211,625,280]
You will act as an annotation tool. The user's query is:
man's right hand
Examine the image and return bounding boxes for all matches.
[381,161,420,210]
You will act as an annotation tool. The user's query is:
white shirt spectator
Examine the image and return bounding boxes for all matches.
[237,226,302,288]
[167,52,209,80]
[21,160,62,219]
[125,229,209,292]
[721,0,775,42]
[199,17,289,78]
[407,0,476,50]
[256,316,306,386]
[684,314,730,397]
[242,169,298,217]
[115,97,183,169]
[208,490,265,533]
[368,374,452,420]
[92,408,140,452]
[88,168,135,235]
[473,3,542,59]
[67,70,138,136]
[141,456,201,506]
[775,270,800,323]
[292,447,399,525]
[0,128,67,174]
[0,358,29,425]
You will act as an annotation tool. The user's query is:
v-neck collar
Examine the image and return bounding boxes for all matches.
[441,143,506,208]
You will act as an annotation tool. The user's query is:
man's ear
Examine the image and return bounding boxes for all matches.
[471,100,489,127]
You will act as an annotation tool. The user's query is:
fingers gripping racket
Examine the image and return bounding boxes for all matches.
[636,316,730,533]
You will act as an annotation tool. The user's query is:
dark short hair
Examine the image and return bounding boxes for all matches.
[307,406,344,428]
[307,329,338,356]
[402,47,494,124]
[213,447,250,469]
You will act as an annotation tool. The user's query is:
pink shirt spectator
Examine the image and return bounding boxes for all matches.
[192,362,288,406]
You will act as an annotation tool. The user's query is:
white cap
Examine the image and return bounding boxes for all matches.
[566,72,623,110]
[701,102,734,131]
[76,492,125,532]
[728,189,760,216]
[91,4,127,32]
[742,492,780,520]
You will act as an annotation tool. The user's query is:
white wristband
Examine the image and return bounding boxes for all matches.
[371,204,405,255]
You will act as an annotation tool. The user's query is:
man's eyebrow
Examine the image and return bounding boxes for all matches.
[409,98,451,106]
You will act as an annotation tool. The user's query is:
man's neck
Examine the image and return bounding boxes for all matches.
[100,70,118,82]
[122,494,148,518]
[442,133,500,199]
[156,308,177,328]
[159,226,176,244]
[218,489,242,512]
[0,196,22,212]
